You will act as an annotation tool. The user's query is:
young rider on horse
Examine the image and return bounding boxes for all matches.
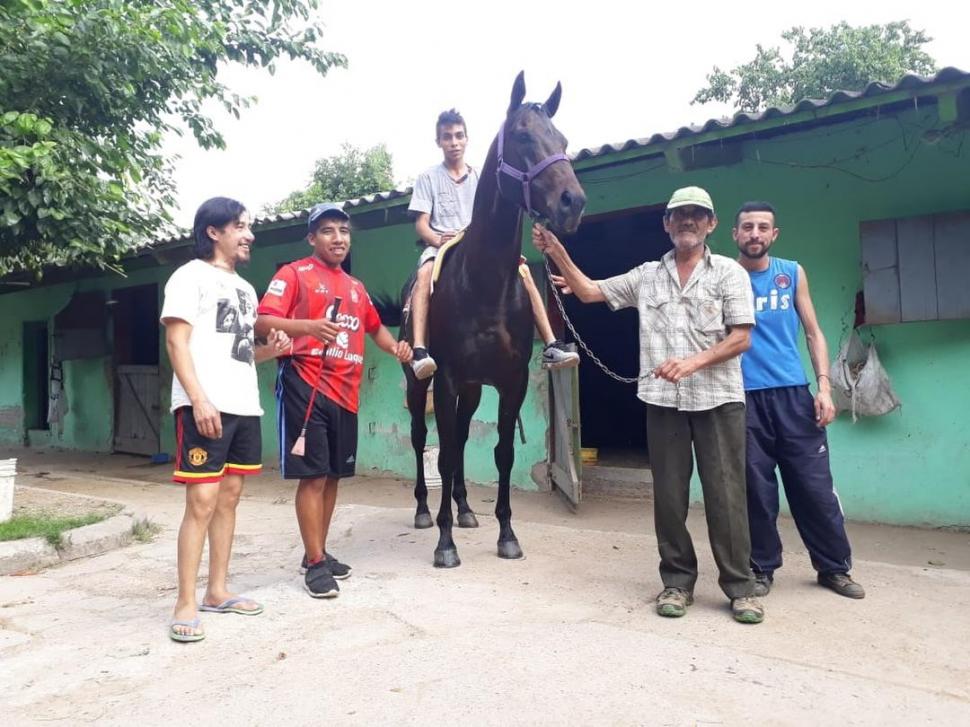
[406,108,580,380]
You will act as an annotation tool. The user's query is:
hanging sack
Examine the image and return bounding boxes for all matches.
[830,331,901,422]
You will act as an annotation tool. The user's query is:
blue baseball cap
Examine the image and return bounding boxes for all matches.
[307,202,349,231]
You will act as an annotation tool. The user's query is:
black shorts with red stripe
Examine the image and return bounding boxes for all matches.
[172,407,262,484]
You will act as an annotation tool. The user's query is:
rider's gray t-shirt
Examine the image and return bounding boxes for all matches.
[408,163,479,233]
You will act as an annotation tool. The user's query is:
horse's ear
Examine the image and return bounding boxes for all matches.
[543,82,562,118]
[508,71,526,115]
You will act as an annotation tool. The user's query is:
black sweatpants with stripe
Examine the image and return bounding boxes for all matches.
[745,386,852,577]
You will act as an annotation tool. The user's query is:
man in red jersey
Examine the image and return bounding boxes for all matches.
[257,203,412,599]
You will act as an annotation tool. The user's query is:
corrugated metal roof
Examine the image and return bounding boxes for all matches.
[250,188,413,228]
[156,67,970,247]
[572,66,970,162]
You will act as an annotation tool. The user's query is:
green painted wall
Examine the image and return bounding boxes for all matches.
[572,106,970,528]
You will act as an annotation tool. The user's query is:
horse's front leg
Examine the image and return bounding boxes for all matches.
[454,384,482,528]
[432,372,461,568]
[407,373,433,529]
[494,375,527,559]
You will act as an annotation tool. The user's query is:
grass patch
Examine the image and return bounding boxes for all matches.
[0,512,109,546]
[131,518,161,543]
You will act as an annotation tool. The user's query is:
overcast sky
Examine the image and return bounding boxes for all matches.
[166,0,970,225]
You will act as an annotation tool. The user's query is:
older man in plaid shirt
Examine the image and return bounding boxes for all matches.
[533,186,764,625]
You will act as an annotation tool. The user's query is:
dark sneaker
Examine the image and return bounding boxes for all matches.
[304,560,339,599]
[731,596,765,624]
[656,587,693,618]
[541,340,580,369]
[753,572,773,597]
[411,348,437,380]
[818,572,865,599]
[300,553,351,579]
[325,552,352,580]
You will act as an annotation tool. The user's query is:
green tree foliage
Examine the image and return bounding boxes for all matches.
[0,0,346,277]
[693,21,937,112]
[267,143,395,214]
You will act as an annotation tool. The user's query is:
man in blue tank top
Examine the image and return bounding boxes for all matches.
[734,201,864,599]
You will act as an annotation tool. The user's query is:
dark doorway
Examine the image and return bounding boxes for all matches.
[22,322,49,431]
[111,284,161,455]
[549,206,671,466]
[112,284,160,366]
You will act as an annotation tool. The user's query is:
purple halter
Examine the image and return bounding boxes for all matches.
[495,114,570,220]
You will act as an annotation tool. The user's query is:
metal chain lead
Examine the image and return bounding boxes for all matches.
[543,256,652,384]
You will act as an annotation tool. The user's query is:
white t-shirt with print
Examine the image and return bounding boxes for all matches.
[160,259,263,416]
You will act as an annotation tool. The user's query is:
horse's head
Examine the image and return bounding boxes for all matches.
[496,72,586,236]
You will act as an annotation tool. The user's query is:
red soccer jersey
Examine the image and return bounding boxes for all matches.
[257,257,381,413]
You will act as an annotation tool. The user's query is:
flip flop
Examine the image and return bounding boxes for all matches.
[199,596,264,616]
[169,617,205,643]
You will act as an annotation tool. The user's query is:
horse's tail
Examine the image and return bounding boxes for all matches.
[371,271,417,340]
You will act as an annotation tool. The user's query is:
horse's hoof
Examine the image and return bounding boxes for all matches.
[497,540,523,559]
[434,549,461,568]
[414,512,434,529]
[457,511,479,528]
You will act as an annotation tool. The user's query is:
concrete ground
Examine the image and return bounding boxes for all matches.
[1,450,969,726]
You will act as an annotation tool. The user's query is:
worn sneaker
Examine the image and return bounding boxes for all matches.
[541,340,580,369]
[656,587,693,618]
[304,560,339,598]
[731,596,765,624]
[411,348,437,380]
[753,572,773,597]
[818,572,865,599]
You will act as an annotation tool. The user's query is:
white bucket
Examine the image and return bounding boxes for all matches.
[0,458,16,523]
[423,447,442,489]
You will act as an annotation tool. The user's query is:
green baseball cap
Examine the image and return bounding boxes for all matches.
[666,186,714,212]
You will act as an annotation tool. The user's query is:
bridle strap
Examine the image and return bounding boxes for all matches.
[495,116,569,219]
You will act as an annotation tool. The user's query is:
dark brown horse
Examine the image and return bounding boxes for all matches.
[397,72,586,567]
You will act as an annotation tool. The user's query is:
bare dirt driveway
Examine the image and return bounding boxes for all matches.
[1,452,968,726]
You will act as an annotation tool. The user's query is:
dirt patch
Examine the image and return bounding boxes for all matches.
[12,485,123,522]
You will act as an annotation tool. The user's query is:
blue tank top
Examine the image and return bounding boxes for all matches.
[741,257,808,391]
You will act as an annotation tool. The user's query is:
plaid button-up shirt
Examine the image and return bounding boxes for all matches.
[598,246,755,411]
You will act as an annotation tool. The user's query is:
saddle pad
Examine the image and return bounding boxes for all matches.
[431,228,466,292]
[429,229,531,294]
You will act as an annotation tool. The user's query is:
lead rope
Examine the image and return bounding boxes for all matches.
[291,297,342,456]
[542,256,654,384]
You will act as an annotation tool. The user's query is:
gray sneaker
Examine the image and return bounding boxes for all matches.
[656,587,693,618]
[541,341,580,369]
[304,560,339,598]
[325,552,352,580]
[411,349,437,380]
[300,552,351,579]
